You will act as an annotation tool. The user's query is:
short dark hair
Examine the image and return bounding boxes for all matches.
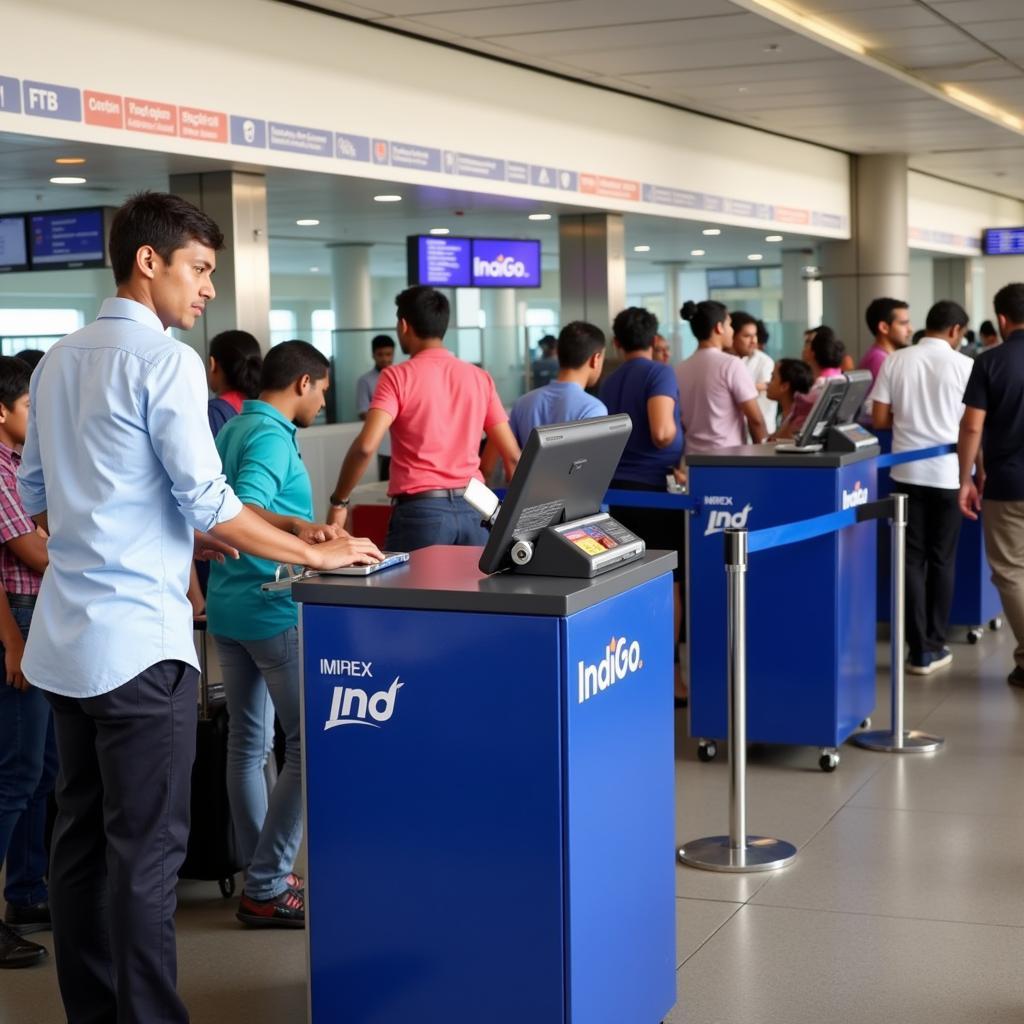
[680,299,728,342]
[109,191,224,285]
[395,286,449,340]
[979,319,997,338]
[538,334,557,354]
[730,310,757,334]
[994,283,1024,326]
[209,330,262,399]
[925,300,969,334]
[612,307,659,352]
[14,349,45,371]
[371,334,395,353]
[810,326,845,369]
[864,297,909,336]
[557,321,606,369]
[756,319,769,347]
[261,340,329,392]
[776,358,813,396]
[0,356,31,411]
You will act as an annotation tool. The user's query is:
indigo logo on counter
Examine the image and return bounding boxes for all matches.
[578,636,642,705]
[322,657,403,729]
[842,481,869,509]
[704,499,753,536]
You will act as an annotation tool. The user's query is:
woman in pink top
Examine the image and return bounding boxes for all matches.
[675,300,767,455]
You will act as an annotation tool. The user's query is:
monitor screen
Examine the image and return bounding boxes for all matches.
[557,522,621,555]
[407,235,472,287]
[407,235,542,289]
[706,267,760,290]
[832,369,873,426]
[982,227,1024,256]
[793,375,848,447]
[30,208,108,269]
[479,414,632,574]
[0,216,28,273]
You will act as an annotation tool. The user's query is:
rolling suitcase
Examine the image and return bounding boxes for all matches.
[180,622,241,897]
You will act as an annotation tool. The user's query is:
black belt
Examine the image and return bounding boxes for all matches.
[7,593,37,608]
[393,488,466,504]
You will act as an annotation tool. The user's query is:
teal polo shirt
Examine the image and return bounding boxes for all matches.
[207,400,313,641]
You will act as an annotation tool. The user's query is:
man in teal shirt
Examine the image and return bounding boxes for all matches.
[208,340,338,928]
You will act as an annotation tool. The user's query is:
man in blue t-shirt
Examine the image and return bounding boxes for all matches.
[601,306,688,706]
[508,321,608,446]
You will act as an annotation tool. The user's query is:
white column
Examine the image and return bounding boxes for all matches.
[781,250,811,355]
[330,244,373,422]
[482,288,520,405]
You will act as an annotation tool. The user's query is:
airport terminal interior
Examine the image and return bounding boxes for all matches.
[4,0,1024,1021]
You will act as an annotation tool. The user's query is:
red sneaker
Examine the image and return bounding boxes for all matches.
[236,888,305,929]
[286,873,304,893]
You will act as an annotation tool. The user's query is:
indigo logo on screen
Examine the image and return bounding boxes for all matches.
[471,239,541,287]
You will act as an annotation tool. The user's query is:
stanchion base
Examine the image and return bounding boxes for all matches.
[852,729,944,753]
[677,835,797,873]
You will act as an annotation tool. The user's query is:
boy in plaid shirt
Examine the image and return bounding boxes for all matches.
[0,356,52,968]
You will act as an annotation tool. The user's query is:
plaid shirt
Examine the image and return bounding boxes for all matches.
[0,443,42,595]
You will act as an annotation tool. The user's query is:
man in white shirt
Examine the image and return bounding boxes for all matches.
[731,311,776,431]
[870,300,974,675]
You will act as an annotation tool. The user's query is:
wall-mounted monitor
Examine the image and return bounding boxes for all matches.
[706,267,760,290]
[29,207,112,270]
[0,216,29,274]
[407,236,542,289]
[982,227,1024,257]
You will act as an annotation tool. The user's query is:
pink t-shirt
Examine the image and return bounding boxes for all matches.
[675,348,757,454]
[370,347,507,496]
[858,343,889,382]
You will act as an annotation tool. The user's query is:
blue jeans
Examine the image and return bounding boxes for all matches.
[386,495,489,552]
[0,604,59,907]
[213,627,301,901]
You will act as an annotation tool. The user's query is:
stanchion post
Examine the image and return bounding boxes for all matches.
[678,529,796,872]
[854,492,944,754]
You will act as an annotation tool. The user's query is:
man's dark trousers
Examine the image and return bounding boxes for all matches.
[902,482,963,660]
[44,660,198,1024]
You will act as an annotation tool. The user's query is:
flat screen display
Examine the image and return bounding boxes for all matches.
[409,235,472,287]
[0,216,28,273]
[706,267,760,290]
[407,236,542,288]
[982,227,1024,256]
[30,208,107,269]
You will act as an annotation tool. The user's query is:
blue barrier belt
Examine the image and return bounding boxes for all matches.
[603,489,700,511]
[875,443,954,468]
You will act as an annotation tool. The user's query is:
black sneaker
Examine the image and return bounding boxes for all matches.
[4,902,51,935]
[236,888,305,929]
[1007,667,1024,688]
[0,920,47,968]
[907,648,953,676]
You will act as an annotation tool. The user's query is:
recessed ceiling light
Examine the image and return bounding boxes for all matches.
[309,266,320,273]
[49,176,86,185]
[54,157,86,166]
[373,194,402,203]
[528,213,552,221]
[690,249,706,257]
[429,227,450,235]
[765,234,784,242]
[633,245,651,253]
[702,228,721,236]
[296,218,320,226]
[747,253,764,261]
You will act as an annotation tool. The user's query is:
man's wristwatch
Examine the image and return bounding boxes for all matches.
[329,494,351,509]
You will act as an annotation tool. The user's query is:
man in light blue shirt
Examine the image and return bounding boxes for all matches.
[355,333,395,481]
[17,192,380,1024]
[207,341,333,928]
[508,321,608,446]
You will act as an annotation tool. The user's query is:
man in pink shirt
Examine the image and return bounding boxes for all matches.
[328,287,520,550]
[676,299,766,454]
[859,297,912,383]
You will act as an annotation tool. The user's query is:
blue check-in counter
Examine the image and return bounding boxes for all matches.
[294,545,677,1024]
[686,445,878,758]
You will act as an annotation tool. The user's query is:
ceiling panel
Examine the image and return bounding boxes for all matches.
[930,0,1024,23]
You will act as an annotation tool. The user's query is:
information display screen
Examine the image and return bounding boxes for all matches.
[408,235,542,289]
[982,227,1024,256]
[30,208,107,268]
[560,523,620,556]
[0,216,28,273]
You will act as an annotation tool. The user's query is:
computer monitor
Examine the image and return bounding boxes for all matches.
[792,375,848,448]
[832,369,873,426]
[478,414,632,575]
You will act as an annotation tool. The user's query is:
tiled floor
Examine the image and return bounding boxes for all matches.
[5,626,1024,1023]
